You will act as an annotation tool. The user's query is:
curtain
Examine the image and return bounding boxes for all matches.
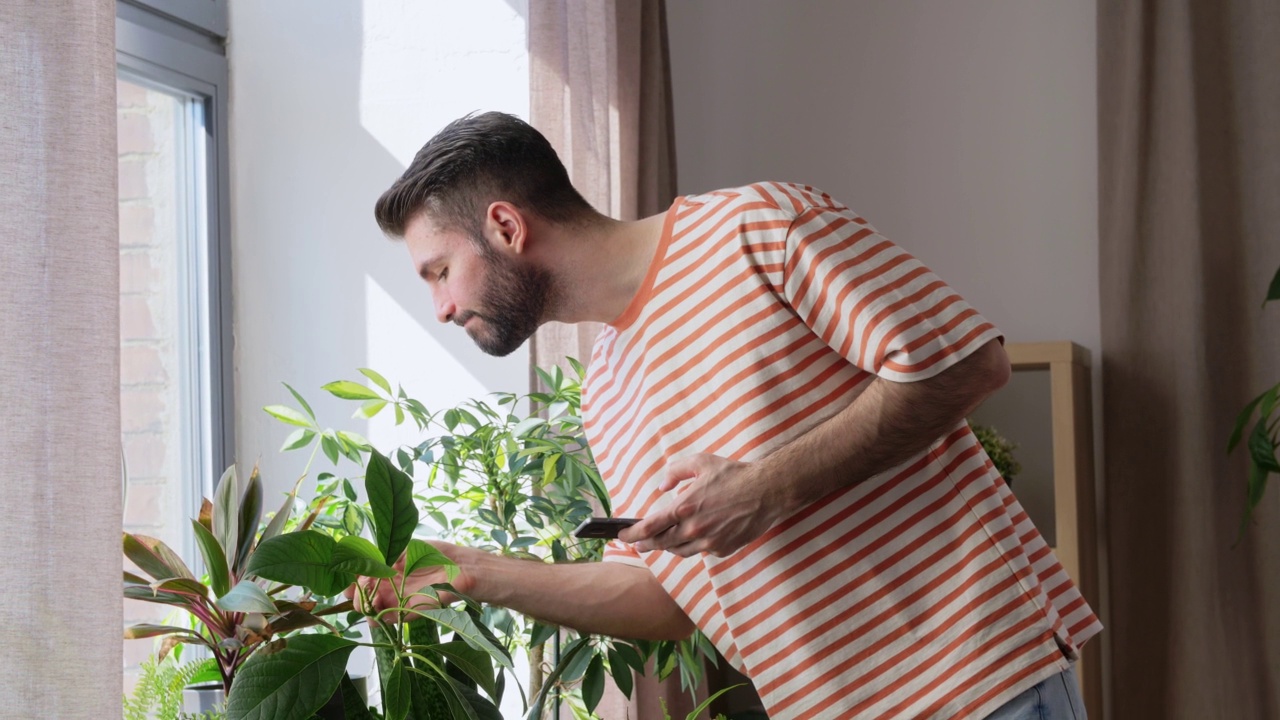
[1098,1,1280,717]
[0,0,121,716]
[528,0,677,382]
[527,1,756,717]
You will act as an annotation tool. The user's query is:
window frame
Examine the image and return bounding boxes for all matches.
[116,1,234,506]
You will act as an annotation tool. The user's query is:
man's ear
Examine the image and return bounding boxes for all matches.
[486,201,528,254]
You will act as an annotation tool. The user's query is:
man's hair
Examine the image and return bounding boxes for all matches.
[374,111,595,240]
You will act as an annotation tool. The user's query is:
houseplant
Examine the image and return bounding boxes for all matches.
[240,362,721,719]
[1229,264,1280,535]
[123,462,354,702]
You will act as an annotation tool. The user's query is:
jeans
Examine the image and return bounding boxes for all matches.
[982,665,1087,720]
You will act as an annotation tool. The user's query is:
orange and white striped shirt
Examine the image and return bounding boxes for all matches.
[581,182,1101,719]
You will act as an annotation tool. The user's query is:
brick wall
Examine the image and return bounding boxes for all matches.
[118,77,195,691]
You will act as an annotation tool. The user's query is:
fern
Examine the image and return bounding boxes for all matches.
[123,654,221,720]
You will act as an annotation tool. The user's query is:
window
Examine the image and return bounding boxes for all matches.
[117,0,231,685]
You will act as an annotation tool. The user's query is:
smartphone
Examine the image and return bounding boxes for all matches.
[572,517,641,539]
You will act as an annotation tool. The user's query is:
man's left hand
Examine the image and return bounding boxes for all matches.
[617,453,784,558]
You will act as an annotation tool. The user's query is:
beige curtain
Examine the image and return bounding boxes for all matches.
[0,0,121,716]
[527,1,748,718]
[1098,0,1280,718]
[528,0,677,381]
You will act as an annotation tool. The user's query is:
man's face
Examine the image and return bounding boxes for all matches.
[404,214,552,357]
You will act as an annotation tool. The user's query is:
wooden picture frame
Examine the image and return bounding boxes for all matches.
[1002,341,1103,719]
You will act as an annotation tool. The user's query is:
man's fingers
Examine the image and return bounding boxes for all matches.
[659,453,704,492]
[619,506,677,544]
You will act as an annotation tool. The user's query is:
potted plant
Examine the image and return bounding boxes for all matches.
[123,462,354,709]
[1229,264,1280,537]
[233,362,722,719]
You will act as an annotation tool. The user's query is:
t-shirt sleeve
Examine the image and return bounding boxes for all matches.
[601,539,647,568]
[782,201,1004,382]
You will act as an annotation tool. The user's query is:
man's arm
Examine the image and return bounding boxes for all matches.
[618,338,1011,557]
[361,542,695,641]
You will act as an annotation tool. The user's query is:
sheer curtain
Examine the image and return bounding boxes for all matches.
[0,0,121,716]
[1098,0,1280,717]
[527,1,722,717]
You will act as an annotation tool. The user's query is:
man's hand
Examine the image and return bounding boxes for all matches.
[618,453,785,558]
[345,540,475,621]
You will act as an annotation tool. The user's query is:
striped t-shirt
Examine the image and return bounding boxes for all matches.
[581,182,1101,719]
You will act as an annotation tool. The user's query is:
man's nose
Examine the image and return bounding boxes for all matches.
[434,292,456,325]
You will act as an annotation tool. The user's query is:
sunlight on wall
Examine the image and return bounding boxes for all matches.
[359,0,530,166]
[363,275,491,446]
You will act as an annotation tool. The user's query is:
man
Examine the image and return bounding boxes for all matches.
[367,111,1100,719]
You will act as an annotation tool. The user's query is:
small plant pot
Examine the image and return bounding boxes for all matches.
[183,683,225,714]
[184,675,370,715]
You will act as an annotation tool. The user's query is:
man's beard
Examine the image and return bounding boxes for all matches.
[458,250,553,357]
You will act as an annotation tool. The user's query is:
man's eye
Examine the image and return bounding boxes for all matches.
[439,268,448,281]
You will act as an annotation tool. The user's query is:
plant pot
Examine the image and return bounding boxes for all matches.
[183,675,370,715]
[183,683,225,715]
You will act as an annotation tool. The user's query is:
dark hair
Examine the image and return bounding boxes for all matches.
[374,111,595,240]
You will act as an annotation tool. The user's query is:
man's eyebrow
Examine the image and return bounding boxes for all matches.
[416,255,443,280]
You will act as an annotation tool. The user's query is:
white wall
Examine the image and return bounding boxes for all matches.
[668,0,1098,356]
[228,3,530,713]
[229,0,529,495]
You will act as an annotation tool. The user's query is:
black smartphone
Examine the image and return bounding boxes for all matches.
[572,517,641,539]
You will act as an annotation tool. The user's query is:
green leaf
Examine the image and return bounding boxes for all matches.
[236,468,264,571]
[261,486,298,546]
[683,684,746,720]
[123,585,189,607]
[192,520,231,598]
[339,674,379,720]
[246,531,353,597]
[395,404,406,426]
[330,536,397,578]
[559,637,594,683]
[123,533,195,581]
[431,640,497,700]
[607,647,634,698]
[213,465,240,564]
[338,431,373,451]
[341,503,363,536]
[281,428,316,452]
[217,580,278,614]
[150,577,210,599]
[282,382,316,421]
[405,539,459,581]
[420,608,513,670]
[582,654,605,715]
[1265,264,1280,305]
[225,635,357,720]
[1230,386,1275,452]
[384,660,412,720]
[123,623,201,640]
[264,405,314,428]
[355,400,387,419]
[322,380,382,401]
[567,356,586,379]
[359,368,393,394]
[1249,418,1280,474]
[321,434,341,465]
[530,622,557,648]
[366,450,419,565]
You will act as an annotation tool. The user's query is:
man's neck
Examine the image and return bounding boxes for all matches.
[541,209,671,326]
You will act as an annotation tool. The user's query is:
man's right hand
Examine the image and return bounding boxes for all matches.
[345,540,477,621]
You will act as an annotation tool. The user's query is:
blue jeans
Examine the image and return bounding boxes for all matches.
[982,665,1087,720]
